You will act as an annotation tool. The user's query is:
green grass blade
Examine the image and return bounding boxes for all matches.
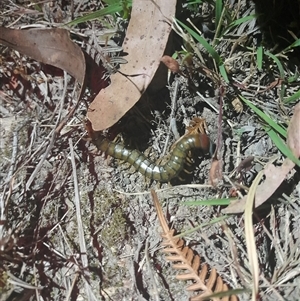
[265,127,300,167]
[203,289,251,300]
[287,69,299,83]
[187,0,203,4]
[257,45,263,71]
[103,0,120,4]
[175,18,229,82]
[227,14,256,28]
[182,198,237,206]
[264,50,285,79]
[284,90,300,104]
[66,3,128,26]
[174,215,229,238]
[239,96,287,137]
[219,64,229,83]
[215,0,223,32]
[283,38,300,52]
[176,19,223,65]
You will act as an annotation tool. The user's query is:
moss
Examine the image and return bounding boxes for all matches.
[100,207,127,249]
[92,189,128,249]
[82,189,130,288]
[0,270,11,295]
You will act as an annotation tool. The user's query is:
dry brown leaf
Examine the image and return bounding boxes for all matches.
[223,159,295,214]
[160,55,180,73]
[287,102,300,158]
[223,102,300,214]
[209,158,223,186]
[231,98,243,113]
[0,27,85,85]
[87,0,176,131]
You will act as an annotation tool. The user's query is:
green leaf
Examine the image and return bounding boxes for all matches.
[182,198,237,206]
[256,45,263,71]
[284,90,300,104]
[265,127,300,167]
[215,0,223,32]
[66,2,132,26]
[174,215,229,238]
[219,64,229,83]
[175,18,228,82]
[239,96,287,137]
[187,0,203,4]
[176,19,223,65]
[289,38,300,48]
[264,50,285,79]
[103,0,120,4]
[225,14,256,32]
[283,38,300,52]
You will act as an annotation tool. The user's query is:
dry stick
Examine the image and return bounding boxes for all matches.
[7,127,51,181]
[162,80,180,157]
[65,272,80,301]
[68,138,97,301]
[245,171,262,300]
[25,71,68,190]
[114,183,212,195]
[196,92,218,114]
[25,131,57,191]
[6,129,19,183]
[69,138,87,258]
[260,274,285,301]
[220,220,248,287]
[55,81,82,135]
[254,210,284,264]
[28,120,38,153]
[33,264,40,301]
[0,127,18,234]
[7,271,42,290]
[260,275,286,301]
[214,85,225,161]
[144,237,160,301]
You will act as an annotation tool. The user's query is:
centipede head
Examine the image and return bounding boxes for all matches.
[186,117,208,135]
[186,117,212,154]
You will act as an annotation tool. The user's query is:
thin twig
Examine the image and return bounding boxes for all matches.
[25,71,68,190]
[69,138,97,301]
[145,237,160,301]
[162,80,180,156]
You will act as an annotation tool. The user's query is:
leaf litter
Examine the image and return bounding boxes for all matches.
[87,0,176,131]
[0,27,86,86]
[1,0,300,300]
[223,102,300,214]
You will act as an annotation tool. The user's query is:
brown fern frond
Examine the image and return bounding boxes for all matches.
[151,190,239,301]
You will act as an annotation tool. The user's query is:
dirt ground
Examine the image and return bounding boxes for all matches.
[1,1,300,301]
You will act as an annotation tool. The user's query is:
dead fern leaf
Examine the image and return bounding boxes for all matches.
[151,190,238,301]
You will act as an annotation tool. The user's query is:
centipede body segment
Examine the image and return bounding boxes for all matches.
[92,118,211,183]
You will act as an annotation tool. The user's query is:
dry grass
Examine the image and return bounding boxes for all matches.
[1,0,300,300]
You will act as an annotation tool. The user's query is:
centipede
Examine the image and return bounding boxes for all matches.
[89,118,211,183]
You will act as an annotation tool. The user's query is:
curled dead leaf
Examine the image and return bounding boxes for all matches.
[223,103,300,214]
[0,27,85,85]
[160,55,180,73]
[223,158,295,214]
[87,0,177,131]
[209,159,223,186]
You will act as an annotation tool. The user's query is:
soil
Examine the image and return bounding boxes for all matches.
[0,1,300,301]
